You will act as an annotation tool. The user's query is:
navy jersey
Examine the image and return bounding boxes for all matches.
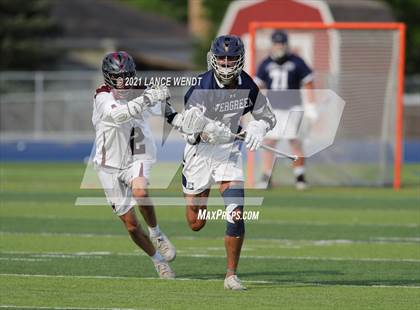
[184,70,275,135]
[255,54,313,109]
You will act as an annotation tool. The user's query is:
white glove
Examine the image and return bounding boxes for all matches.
[201,121,232,144]
[143,85,170,106]
[180,107,208,134]
[245,120,269,151]
[303,103,319,123]
[127,96,146,117]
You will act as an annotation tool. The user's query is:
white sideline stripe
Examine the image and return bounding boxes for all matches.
[5,215,420,228]
[261,220,420,228]
[3,212,419,228]
[0,306,140,310]
[1,231,419,244]
[74,197,264,206]
[1,274,419,289]
[0,257,50,262]
[1,251,419,263]
[184,254,420,263]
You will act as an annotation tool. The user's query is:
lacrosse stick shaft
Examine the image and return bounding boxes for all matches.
[173,107,298,161]
[234,134,298,161]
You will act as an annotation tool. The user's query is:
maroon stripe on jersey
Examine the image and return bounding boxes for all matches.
[101,132,106,166]
[95,84,111,95]
[94,84,112,99]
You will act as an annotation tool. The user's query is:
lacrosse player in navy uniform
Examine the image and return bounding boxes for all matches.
[255,30,317,190]
[168,35,276,290]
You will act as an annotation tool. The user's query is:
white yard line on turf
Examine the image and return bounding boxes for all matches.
[2,216,419,227]
[1,231,419,244]
[75,197,264,206]
[1,250,420,263]
[260,220,420,228]
[0,257,50,262]
[0,273,419,289]
[182,254,420,263]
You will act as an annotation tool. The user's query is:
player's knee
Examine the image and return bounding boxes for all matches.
[222,185,245,237]
[226,216,245,237]
[132,188,148,199]
[188,219,206,231]
[186,204,207,231]
[125,221,139,234]
[222,184,245,212]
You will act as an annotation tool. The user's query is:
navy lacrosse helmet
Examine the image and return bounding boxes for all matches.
[271,30,288,44]
[271,31,289,60]
[209,35,245,85]
[102,51,136,89]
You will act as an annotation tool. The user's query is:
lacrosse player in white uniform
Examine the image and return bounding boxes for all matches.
[93,51,176,278]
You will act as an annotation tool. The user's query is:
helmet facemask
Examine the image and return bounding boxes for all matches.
[104,71,136,100]
[210,53,244,85]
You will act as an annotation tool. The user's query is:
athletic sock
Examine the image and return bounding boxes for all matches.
[296,174,306,183]
[150,251,164,263]
[293,166,306,183]
[293,166,305,177]
[148,225,161,238]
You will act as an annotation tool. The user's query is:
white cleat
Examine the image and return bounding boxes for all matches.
[295,181,308,191]
[224,275,246,290]
[151,233,176,262]
[154,260,175,279]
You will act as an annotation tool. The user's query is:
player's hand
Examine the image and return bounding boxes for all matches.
[180,106,208,134]
[143,85,170,106]
[244,120,269,151]
[127,96,146,117]
[303,103,318,123]
[201,121,232,144]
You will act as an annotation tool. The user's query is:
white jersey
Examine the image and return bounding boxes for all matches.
[92,85,157,169]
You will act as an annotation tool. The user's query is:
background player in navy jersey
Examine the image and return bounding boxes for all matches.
[255,30,318,190]
[174,35,276,290]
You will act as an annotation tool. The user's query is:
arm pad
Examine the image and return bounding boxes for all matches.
[109,104,131,124]
[252,98,277,131]
[183,133,201,145]
[109,96,147,125]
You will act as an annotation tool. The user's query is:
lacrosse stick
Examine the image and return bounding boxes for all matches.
[233,133,298,161]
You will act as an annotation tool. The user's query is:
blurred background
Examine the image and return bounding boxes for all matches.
[0,0,419,187]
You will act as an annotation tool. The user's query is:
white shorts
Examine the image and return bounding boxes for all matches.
[265,106,303,140]
[182,141,244,195]
[95,160,153,216]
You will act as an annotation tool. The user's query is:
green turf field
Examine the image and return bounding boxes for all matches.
[0,163,419,310]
